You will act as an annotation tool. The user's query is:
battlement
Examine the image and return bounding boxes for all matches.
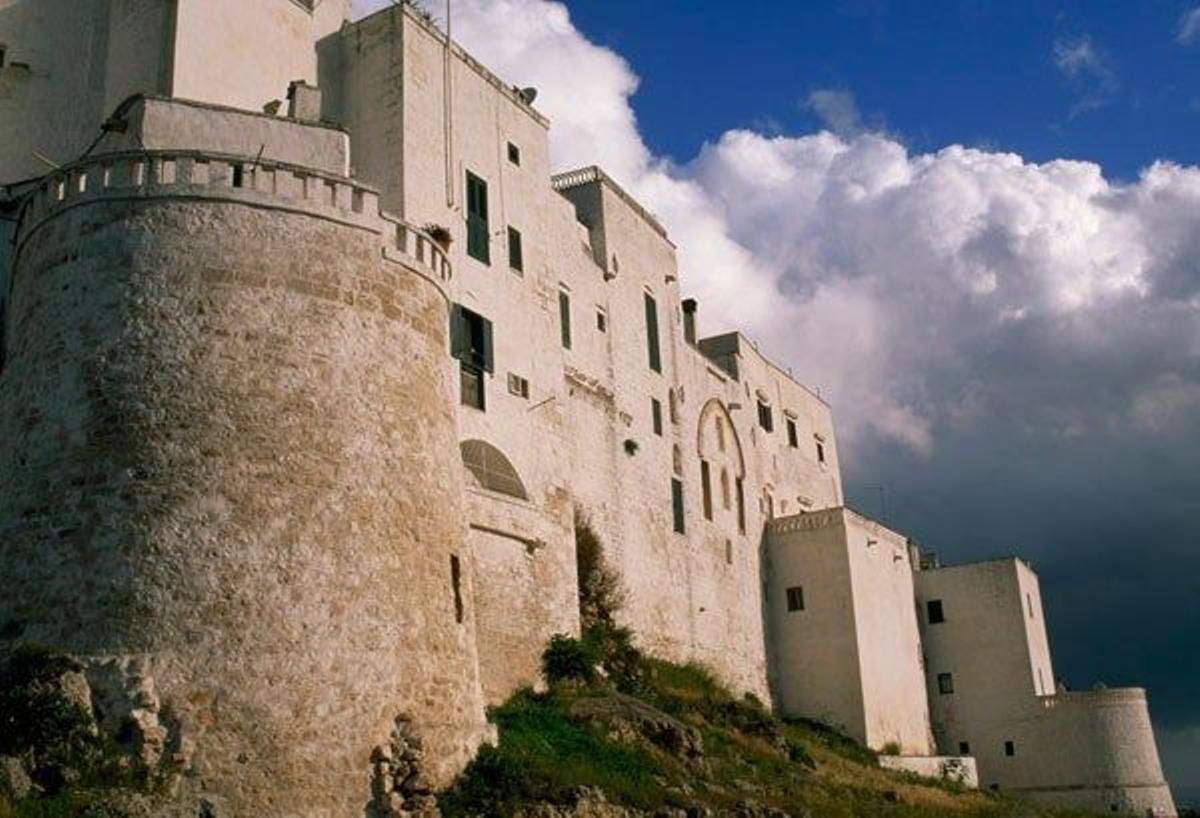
[13,148,451,293]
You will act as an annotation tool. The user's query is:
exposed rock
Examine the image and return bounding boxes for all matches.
[0,754,33,801]
[368,716,440,818]
[568,694,703,761]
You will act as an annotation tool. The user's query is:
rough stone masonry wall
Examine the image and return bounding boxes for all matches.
[0,167,489,815]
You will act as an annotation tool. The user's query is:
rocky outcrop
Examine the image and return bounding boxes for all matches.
[369,716,441,818]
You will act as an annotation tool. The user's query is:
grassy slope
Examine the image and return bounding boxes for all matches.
[440,659,1101,818]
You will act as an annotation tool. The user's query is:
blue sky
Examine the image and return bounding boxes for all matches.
[357,0,1200,803]
[568,0,1200,181]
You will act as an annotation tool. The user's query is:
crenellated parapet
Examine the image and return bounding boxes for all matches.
[13,148,452,294]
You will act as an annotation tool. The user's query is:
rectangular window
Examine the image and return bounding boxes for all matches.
[927,599,945,624]
[559,290,572,349]
[644,292,661,373]
[816,440,826,463]
[735,477,745,534]
[1027,592,1034,619]
[700,460,713,521]
[507,226,523,272]
[450,554,464,624]
[460,365,485,410]
[596,308,607,332]
[786,586,805,612]
[507,372,529,399]
[958,741,970,755]
[671,478,686,534]
[786,418,798,447]
[466,171,490,264]
[507,141,520,165]
[651,398,663,436]
[450,304,494,411]
[1004,741,1015,757]
[757,400,773,432]
[938,672,954,695]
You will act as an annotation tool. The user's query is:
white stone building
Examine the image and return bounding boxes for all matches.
[0,2,1177,815]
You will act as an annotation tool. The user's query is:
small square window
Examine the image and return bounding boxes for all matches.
[786,418,798,448]
[508,226,524,272]
[958,741,970,755]
[507,372,529,399]
[937,672,954,695]
[651,398,663,436]
[1004,741,1015,757]
[596,309,607,332]
[507,142,520,165]
[927,599,945,624]
[786,586,805,612]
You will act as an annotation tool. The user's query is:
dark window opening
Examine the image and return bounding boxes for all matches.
[507,142,520,165]
[671,478,686,534]
[1004,741,1015,757]
[232,164,245,188]
[466,171,490,264]
[450,304,493,410]
[938,672,954,695]
[725,540,733,564]
[958,741,970,755]
[0,45,7,69]
[0,299,7,373]
[644,292,661,373]
[508,226,523,271]
[786,586,805,612]
[927,599,945,624]
[651,398,663,436]
[816,440,826,463]
[700,460,713,521]
[558,290,572,350]
[735,477,746,534]
[450,554,464,624]
[596,309,607,332]
[757,400,773,432]
[786,418,798,447]
[460,365,485,410]
[1027,592,1034,619]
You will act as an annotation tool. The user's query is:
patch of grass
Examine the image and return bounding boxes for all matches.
[439,688,675,817]
[441,639,1109,817]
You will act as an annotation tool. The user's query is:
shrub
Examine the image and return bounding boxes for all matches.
[881,740,902,756]
[574,510,626,630]
[582,623,644,694]
[542,635,598,686]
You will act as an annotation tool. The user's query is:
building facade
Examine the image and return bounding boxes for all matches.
[0,2,1176,816]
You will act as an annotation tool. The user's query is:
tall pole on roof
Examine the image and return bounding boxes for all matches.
[444,0,455,209]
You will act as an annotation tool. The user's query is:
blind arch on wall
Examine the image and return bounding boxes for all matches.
[696,399,745,478]
[460,439,529,500]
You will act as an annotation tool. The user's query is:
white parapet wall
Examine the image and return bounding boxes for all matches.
[879,755,979,789]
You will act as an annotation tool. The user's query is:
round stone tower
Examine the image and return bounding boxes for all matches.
[0,133,490,814]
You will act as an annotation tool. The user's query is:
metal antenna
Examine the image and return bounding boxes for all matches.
[862,485,887,521]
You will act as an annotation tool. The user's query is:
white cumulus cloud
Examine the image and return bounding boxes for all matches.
[1177,6,1200,44]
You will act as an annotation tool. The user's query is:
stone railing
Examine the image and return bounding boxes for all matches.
[1039,687,1147,710]
[13,149,451,287]
[765,507,843,535]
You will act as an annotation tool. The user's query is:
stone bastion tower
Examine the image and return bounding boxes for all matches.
[0,94,491,815]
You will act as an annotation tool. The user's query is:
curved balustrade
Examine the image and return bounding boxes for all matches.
[14,149,451,286]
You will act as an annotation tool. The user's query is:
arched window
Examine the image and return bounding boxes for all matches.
[460,440,528,500]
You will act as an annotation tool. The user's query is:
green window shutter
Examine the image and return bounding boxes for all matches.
[466,171,490,264]
[481,316,495,373]
[508,226,523,271]
[559,290,572,350]
[671,478,686,534]
[449,303,467,360]
[644,292,661,373]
